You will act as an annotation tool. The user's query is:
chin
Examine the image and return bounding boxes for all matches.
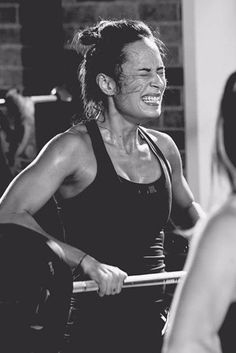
[139,113,161,125]
[142,104,162,117]
[136,104,162,123]
[147,108,162,119]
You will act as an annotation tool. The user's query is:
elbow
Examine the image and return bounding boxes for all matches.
[0,207,30,225]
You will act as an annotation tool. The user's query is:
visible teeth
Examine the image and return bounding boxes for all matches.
[142,96,160,103]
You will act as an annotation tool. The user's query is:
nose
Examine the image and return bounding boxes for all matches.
[150,73,166,89]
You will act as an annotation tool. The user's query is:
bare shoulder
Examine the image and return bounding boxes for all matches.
[141,127,181,174]
[195,196,236,252]
[208,197,236,236]
[38,122,90,162]
[143,127,177,154]
[141,127,173,147]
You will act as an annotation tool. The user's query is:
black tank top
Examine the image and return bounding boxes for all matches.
[57,119,172,276]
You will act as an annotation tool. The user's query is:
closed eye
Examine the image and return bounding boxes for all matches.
[157,67,166,75]
[139,68,151,73]
[139,67,165,75]
[138,68,151,76]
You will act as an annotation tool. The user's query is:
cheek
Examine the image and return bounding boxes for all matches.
[120,75,145,95]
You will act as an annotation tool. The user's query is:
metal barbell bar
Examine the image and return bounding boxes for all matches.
[0,95,58,105]
[73,270,186,293]
[0,87,72,105]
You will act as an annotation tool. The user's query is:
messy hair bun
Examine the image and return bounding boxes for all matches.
[79,27,100,46]
[72,26,101,55]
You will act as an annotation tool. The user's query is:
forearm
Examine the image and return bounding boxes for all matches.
[171,201,206,240]
[190,201,206,223]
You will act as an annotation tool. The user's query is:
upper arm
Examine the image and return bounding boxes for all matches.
[0,133,79,217]
[147,129,194,206]
[164,134,194,208]
[147,129,203,227]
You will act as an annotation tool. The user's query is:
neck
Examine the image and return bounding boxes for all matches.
[96,115,140,153]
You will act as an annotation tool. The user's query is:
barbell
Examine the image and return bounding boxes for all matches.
[73,270,186,293]
[0,87,72,105]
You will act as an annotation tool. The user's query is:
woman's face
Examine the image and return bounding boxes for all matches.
[113,37,166,123]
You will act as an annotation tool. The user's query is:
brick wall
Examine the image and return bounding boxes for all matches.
[0,1,21,95]
[0,0,185,157]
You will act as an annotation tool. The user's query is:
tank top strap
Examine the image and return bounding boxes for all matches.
[85,119,119,182]
[138,126,172,184]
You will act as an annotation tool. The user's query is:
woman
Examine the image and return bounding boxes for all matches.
[162,71,236,353]
[0,19,203,352]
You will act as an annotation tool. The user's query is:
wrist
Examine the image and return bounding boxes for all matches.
[79,253,88,267]
[72,253,88,279]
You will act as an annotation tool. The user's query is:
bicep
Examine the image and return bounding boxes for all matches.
[167,140,200,226]
[169,144,194,209]
[0,142,71,216]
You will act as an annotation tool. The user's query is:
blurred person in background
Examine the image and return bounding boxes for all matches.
[162,71,236,353]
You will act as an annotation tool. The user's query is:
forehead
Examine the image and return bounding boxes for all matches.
[122,37,163,68]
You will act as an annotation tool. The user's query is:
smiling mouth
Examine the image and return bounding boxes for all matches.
[141,95,161,105]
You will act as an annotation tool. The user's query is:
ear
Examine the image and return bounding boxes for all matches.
[96,73,117,96]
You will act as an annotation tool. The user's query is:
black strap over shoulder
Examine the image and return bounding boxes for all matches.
[138,126,172,183]
[85,119,122,182]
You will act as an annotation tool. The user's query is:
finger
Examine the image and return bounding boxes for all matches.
[97,279,107,297]
[110,271,123,295]
[116,270,127,293]
[105,274,116,295]
[111,287,118,295]
[116,280,123,294]
[107,268,125,294]
[98,288,105,297]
